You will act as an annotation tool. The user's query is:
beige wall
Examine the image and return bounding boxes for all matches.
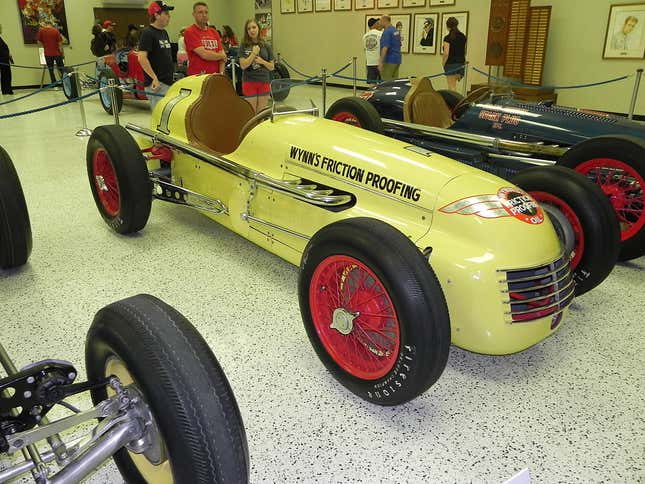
[1,0,643,114]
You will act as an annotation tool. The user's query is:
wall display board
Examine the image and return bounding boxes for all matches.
[603,3,645,59]
[403,0,425,6]
[378,0,399,8]
[355,0,376,10]
[281,0,296,13]
[334,0,352,10]
[412,13,438,54]
[485,0,512,65]
[315,0,332,11]
[430,0,455,5]
[298,0,314,12]
[440,11,468,54]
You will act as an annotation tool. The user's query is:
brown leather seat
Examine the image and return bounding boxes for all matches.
[403,77,453,129]
[185,74,255,154]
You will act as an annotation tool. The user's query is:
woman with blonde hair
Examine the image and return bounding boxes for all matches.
[238,18,274,112]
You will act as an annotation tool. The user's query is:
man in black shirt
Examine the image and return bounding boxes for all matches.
[0,26,14,95]
[138,1,175,111]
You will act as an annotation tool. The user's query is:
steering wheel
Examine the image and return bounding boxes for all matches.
[451,86,492,120]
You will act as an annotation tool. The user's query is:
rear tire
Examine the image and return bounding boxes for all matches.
[326,97,384,134]
[0,147,32,269]
[512,166,620,296]
[61,67,79,100]
[557,135,645,260]
[86,294,249,484]
[270,63,291,102]
[98,70,124,115]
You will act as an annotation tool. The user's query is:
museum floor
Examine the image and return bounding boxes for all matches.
[0,84,643,483]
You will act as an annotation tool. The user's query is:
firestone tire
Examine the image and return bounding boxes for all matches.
[98,70,124,115]
[298,217,451,406]
[270,62,291,102]
[86,125,152,234]
[326,97,384,134]
[61,67,79,100]
[86,294,249,484]
[0,146,32,269]
[512,166,620,296]
[557,135,645,261]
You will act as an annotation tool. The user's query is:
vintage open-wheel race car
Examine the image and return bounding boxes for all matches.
[325,77,645,262]
[85,74,620,406]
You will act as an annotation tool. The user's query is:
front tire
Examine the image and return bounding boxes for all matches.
[326,97,384,134]
[61,67,79,100]
[0,146,32,269]
[270,62,291,102]
[98,70,124,115]
[86,294,249,484]
[557,135,645,260]
[299,218,450,406]
[512,166,620,296]
[86,125,152,234]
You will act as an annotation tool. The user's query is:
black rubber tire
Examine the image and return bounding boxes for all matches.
[98,70,124,115]
[86,125,152,234]
[512,166,620,296]
[86,294,249,483]
[270,62,291,102]
[298,218,451,406]
[437,89,464,111]
[0,146,32,269]
[325,97,384,134]
[61,67,79,100]
[557,135,645,261]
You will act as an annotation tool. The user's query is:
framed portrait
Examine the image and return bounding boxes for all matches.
[603,3,645,59]
[430,0,455,5]
[315,0,332,11]
[403,0,425,7]
[297,0,313,12]
[355,0,375,10]
[440,11,468,53]
[412,13,438,54]
[391,14,411,54]
[378,0,399,7]
[281,0,296,13]
[17,0,70,44]
[334,0,352,10]
[255,0,272,9]
[255,13,273,43]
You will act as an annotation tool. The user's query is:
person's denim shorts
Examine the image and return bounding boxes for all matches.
[444,63,465,77]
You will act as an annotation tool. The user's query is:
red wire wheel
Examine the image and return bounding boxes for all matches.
[331,112,361,127]
[575,158,645,242]
[529,191,585,270]
[325,97,384,134]
[308,255,400,380]
[91,148,120,217]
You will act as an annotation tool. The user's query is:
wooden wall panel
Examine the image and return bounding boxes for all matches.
[503,0,530,78]
[521,6,551,86]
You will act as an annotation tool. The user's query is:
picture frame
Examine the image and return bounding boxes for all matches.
[334,0,352,10]
[440,11,468,54]
[315,0,332,11]
[255,0,272,9]
[412,13,438,54]
[391,14,411,54]
[297,0,313,13]
[430,0,455,6]
[17,0,70,44]
[355,0,375,10]
[281,0,296,13]
[403,0,426,7]
[603,3,645,59]
[378,0,399,7]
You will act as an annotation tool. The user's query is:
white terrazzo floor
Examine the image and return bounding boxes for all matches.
[0,83,644,484]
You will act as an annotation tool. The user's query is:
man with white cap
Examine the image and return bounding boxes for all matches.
[138,1,175,111]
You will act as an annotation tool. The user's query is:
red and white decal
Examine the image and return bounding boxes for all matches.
[440,187,544,225]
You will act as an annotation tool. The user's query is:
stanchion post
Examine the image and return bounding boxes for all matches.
[322,67,327,116]
[628,68,643,120]
[462,62,469,96]
[231,58,237,90]
[352,56,357,97]
[74,68,92,137]
[108,78,120,126]
[277,52,281,65]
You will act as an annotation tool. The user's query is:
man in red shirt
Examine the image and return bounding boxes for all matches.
[36,22,65,85]
[184,2,226,76]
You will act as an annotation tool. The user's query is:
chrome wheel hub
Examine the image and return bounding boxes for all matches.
[330,308,358,335]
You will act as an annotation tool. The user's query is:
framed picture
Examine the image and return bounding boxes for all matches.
[255,12,273,42]
[281,0,296,13]
[391,14,411,54]
[378,0,399,7]
[412,13,438,54]
[355,0,375,10]
[17,0,70,44]
[430,0,455,5]
[297,0,313,12]
[334,0,352,10]
[255,0,272,9]
[403,0,425,7]
[603,3,645,59]
[440,11,468,53]
[315,0,332,11]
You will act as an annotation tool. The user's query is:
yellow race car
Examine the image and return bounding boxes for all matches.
[87,75,582,406]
